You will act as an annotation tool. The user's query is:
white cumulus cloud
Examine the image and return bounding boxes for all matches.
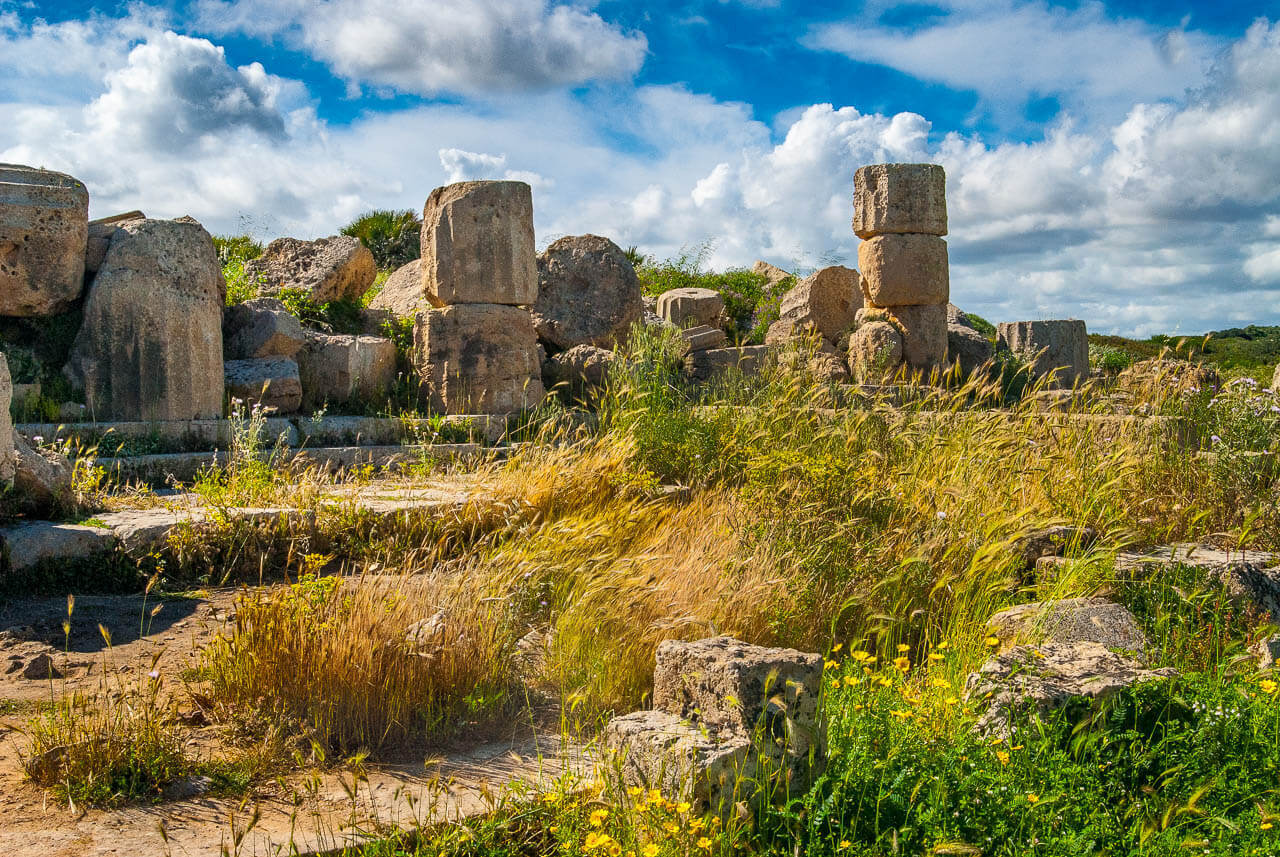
[193,0,648,96]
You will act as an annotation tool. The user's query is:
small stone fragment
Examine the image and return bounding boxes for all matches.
[657,288,725,330]
[244,235,376,304]
[775,266,861,345]
[223,297,306,360]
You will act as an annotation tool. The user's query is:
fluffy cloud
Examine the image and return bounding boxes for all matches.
[2,12,1279,336]
[87,32,292,151]
[194,0,647,95]
[807,0,1221,128]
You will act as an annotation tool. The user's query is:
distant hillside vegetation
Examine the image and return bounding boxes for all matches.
[1090,325,1280,376]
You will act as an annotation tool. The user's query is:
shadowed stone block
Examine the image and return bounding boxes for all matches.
[532,234,642,349]
[885,304,948,371]
[225,357,302,414]
[997,320,1089,389]
[297,332,396,410]
[414,303,545,414]
[657,287,724,329]
[65,218,224,420]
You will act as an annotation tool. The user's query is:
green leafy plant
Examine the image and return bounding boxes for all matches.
[342,209,421,270]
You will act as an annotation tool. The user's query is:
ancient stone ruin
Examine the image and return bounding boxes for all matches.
[604,636,825,813]
[850,163,950,379]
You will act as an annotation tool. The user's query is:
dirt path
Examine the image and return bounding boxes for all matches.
[0,587,588,856]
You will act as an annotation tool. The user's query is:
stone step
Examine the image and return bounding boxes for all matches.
[0,481,479,581]
[94,442,483,486]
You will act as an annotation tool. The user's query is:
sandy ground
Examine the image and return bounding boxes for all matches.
[0,588,585,856]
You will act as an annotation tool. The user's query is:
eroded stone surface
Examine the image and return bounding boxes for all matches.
[986,598,1148,652]
[0,164,89,317]
[12,433,72,515]
[948,324,993,378]
[224,357,302,414]
[997,320,1089,389]
[965,642,1176,736]
[658,288,724,330]
[544,344,616,395]
[681,324,728,354]
[414,303,544,414]
[684,346,772,383]
[751,261,793,289]
[775,266,861,345]
[84,211,144,274]
[858,234,949,306]
[852,163,947,239]
[421,181,536,306]
[848,321,904,381]
[532,235,642,349]
[885,304,947,371]
[368,258,425,317]
[223,297,305,360]
[65,218,225,421]
[297,332,397,411]
[603,710,752,813]
[0,354,13,486]
[244,235,376,304]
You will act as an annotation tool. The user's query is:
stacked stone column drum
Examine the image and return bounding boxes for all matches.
[413,181,545,414]
[853,163,950,376]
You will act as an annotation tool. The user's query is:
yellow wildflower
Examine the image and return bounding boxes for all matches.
[676,801,692,814]
[852,650,871,662]
[1027,793,1039,804]
[984,635,1000,648]
[590,808,609,827]
[996,750,1010,765]
[697,838,712,849]
[928,652,945,663]
[843,675,859,687]
[897,643,911,653]
[644,846,660,857]
[1261,678,1278,695]
[893,656,911,671]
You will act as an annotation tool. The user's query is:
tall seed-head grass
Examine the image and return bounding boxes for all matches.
[201,573,518,753]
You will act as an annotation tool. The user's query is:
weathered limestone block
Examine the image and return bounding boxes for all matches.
[751,260,793,289]
[414,303,545,414]
[297,332,396,410]
[605,636,826,812]
[368,259,424,317]
[848,321,904,380]
[858,234,949,306]
[85,211,145,274]
[885,304,947,371]
[681,324,728,354]
[543,344,616,393]
[764,316,820,347]
[852,163,947,239]
[948,323,993,377]
[657,287,724,329]
[604,710,753,814]
[12,432,73,514]
[244,236,376,304]
[532,235,643,349]
[0,164,89,316]
[65,218,224,421]
[997,320,1089,389]
[1252,634,1280,669]
[1116,544,1280,621]
[684,346,772,383]
[985,598,1148,653]
[0,353,14,486]
[775,266,861,345]
[965,642,1176,736]
[223,298,306,359]
[224,357,302,414]
[420,181,536,306]
[653,636,824,744]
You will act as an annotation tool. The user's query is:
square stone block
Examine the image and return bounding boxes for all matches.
[853,163,947,239]
[858,234,949,306]
[297,332,397,410]
[421,181,537,306]
[997,320,1089,389]
[0,164,89,316]
[414,303,545,414]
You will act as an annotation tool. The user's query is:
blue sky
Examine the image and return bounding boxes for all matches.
[3,0,1279,335]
